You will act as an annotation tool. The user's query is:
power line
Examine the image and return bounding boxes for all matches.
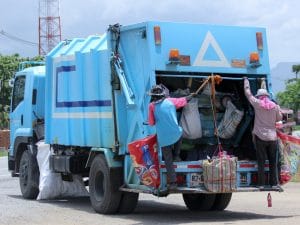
[0,30,38,46]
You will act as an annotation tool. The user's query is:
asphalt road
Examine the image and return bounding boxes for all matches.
[1,156,300,225]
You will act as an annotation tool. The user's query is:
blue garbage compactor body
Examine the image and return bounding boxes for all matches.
[46,21,270,149]
[45,34,115,148]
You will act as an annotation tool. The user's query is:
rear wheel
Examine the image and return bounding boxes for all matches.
[118,192,139,214]
[89,154,122,214]
[182,193,216,211]
[19,150,40,199]
[211,193,232,211]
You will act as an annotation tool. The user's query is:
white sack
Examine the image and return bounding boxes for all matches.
[217,100,244,139]
[36,141,89,200]
[180,98,202,139]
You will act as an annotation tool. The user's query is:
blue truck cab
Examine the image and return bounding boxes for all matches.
[9,21,282,214]
[8,65,45,172]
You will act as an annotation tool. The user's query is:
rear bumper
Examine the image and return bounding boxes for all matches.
[159,160,271,189]
[120,185,283,195]
[122,160,280,195]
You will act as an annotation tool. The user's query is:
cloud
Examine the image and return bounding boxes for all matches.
[0,0,299,67]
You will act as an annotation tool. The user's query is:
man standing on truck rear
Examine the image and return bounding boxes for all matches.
[148,85,194,190]
[244,78,282,188]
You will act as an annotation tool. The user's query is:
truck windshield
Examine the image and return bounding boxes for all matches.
[11,75,26,112]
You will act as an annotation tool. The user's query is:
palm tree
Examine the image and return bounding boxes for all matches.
[292,64,300,80]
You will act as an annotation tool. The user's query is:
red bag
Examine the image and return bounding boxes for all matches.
[277,131,300,185]
[280,171,292,185]
[128,135,160,188]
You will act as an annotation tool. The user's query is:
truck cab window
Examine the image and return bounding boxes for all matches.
[11,75,26,112]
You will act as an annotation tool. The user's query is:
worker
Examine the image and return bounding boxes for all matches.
[148,84,195,190]
[244,78,282,189]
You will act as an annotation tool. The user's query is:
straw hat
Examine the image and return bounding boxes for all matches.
[255,88,270,97]
[148,85,165,96]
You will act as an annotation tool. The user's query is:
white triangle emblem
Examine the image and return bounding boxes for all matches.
[193,31,230,67]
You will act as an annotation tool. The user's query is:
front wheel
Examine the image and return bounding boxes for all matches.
[89,154,122,214]
[19,150,40,199]
[182,193,216,211]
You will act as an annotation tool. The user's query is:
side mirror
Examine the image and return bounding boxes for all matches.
[8,78,14,87]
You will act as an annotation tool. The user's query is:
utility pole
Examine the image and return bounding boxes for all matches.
[38,0,61,55]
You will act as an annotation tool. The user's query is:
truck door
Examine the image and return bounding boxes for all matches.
[10,75,26,150]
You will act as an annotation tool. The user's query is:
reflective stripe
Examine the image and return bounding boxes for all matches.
[239,163,269,168]
[52,112,112,119]
[193,31,230,68]
[160,164,202,169]
[53,55,75,63]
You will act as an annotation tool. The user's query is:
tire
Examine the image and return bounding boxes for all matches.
[118,192,139,214]
[182,193,216,211]
[211,193,232,211]
[89,154,122,214]
[19,150,40,199]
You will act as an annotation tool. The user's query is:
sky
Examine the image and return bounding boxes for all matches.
[0,0,299,68]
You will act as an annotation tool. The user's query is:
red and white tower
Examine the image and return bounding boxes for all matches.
[38,0,61,55]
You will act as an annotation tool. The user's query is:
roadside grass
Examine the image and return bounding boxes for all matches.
[294,125,300,131]
[292,174,300,182]
[0,150,8,157]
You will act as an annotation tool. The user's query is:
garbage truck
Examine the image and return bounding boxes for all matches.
[8,21,283,214]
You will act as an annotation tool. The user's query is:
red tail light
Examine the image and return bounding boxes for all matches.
[154,26,161,45]
[256,32,263,50]
[251,173,258,185]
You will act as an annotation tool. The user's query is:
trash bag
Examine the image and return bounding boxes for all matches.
[203,153,237,192]
[170,88,190,97]
[36,141,89,200]
[217,100,244,139]
[128,135,160,188]
[180,98,202,139]
[277,131,300,185]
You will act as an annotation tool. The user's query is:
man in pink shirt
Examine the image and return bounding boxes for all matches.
[244,78,282,188]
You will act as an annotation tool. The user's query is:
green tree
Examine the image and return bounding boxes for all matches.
[0,54,44,129]
[286,64,300,84]
[277,79,300,119]
[292,64,300,80]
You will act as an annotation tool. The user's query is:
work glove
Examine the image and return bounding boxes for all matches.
[186,93,196,102]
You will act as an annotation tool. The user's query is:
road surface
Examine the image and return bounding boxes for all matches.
[1,156,300,225]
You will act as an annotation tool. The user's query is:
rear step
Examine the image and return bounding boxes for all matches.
[120,186,283,194]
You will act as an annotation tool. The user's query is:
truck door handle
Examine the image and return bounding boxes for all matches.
[21,115,23,126]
